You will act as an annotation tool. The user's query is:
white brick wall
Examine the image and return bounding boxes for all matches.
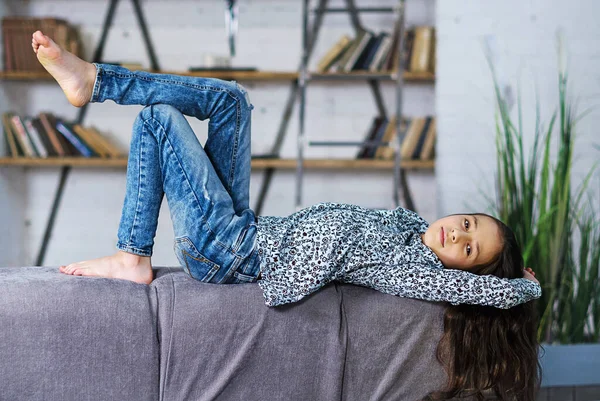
[0,1,26,266]
[0,0,436,266]
[436,0,600,217]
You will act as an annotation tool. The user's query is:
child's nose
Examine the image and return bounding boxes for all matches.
[451,229,466,243]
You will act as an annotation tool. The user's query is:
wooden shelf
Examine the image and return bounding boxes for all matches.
[309,70,435,82]
[0,71,52,80]
[0,157,434,170]
[0,70,297,81]
[158,70,298,81]
[0,70,434,82]
[252,158,434,170]
[0,157,130,167]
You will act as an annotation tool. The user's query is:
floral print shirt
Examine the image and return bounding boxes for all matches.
[255,202,542,308]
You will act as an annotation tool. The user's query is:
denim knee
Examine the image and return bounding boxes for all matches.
[139,103,181,122]
[226,81,254,110]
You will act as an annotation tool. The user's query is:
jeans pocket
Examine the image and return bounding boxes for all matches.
[229,270,257,284]
[225,248,260,284]
[173,236,220,282]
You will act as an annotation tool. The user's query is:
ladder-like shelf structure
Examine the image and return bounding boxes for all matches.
[1,0,434,267]
[296,0,421,211]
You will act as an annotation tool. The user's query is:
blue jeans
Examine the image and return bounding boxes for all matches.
[91,63,261,284]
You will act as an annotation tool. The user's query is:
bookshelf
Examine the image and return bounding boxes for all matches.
[0,0,435,266]
[295,0,434,211]
[0,157,434,170]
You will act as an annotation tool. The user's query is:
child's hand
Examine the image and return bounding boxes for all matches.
[523,267,539,285]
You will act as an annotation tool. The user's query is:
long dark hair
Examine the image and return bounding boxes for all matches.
[424,214,541,401]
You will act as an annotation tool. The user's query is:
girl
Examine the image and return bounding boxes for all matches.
[33,30,541,400]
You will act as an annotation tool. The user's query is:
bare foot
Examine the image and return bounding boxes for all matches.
[59,251,154,284]
[31,30,96,108]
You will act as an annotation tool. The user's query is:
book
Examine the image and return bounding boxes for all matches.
[316,34,352,73]
[10,114,36,156]
[409,26,435,73]
[400,118,426,159]
[73,124,109,158]
[402,29,416,71]
[85,126,124,158]
[2,113,21,157]
[3,17,36,71]
[365,116,390,158]
[23,117,49,158]
[374,115,397,159]
[2,19,13,71]
[39,112,66,156]
[353,33,385,71]
[356,116,385,159]
[343,30,373,73]
[411,117,432,159]
[31,117,58,157]
[55,120,96,157]
[44,113,79,156]
[369,35,392,72]
[382,27,415,73]
[378,118,410,160]
[329,31,365,73]
[7,18,25,71]
[1,17,81,72]
[420,117,436,160]
[382,16,402,72]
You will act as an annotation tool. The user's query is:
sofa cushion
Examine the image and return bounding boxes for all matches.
[153,268,448,401]
[0,267,160,401]
[153,267,347,401]
[339,284,447,400]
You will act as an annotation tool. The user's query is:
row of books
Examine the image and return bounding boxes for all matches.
[2,17,83,72]
[316,25,436,74]
[2,112,123,158]
[356,116,436,160]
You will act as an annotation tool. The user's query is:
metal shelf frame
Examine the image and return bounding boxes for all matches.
[2,0,424,266]
[297,0,414,211]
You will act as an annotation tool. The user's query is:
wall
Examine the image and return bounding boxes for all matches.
[0,0,26,266]
[0,0,436,266]
[436,0,600,217]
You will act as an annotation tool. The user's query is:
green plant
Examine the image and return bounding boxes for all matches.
[558,205,600,343]
[484,34,599,343]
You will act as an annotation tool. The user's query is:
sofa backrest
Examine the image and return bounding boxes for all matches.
[0,266,448,401]
[153,268,448,401]
[0,267,159,401]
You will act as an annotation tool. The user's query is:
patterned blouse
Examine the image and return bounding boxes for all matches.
[255,202,541,308]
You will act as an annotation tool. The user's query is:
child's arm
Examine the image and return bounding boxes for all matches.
[344,263,541,309]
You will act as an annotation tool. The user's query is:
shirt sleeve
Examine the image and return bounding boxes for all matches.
[343,263,542,309]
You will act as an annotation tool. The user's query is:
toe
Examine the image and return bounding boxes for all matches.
[33,30,50,46]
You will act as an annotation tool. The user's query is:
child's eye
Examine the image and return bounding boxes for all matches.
[466,244,471,256]
[464,218,470,230]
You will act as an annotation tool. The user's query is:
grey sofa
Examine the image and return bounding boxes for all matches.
[0,266,448,401]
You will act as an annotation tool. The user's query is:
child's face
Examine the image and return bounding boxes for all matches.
[421,214,502,271]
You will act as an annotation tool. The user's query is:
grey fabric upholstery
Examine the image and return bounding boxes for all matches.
[339,284,447,400]
[0,266,159,401]
[0,266,448,401]
[154,268,448,401]
[154,268,347,401]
